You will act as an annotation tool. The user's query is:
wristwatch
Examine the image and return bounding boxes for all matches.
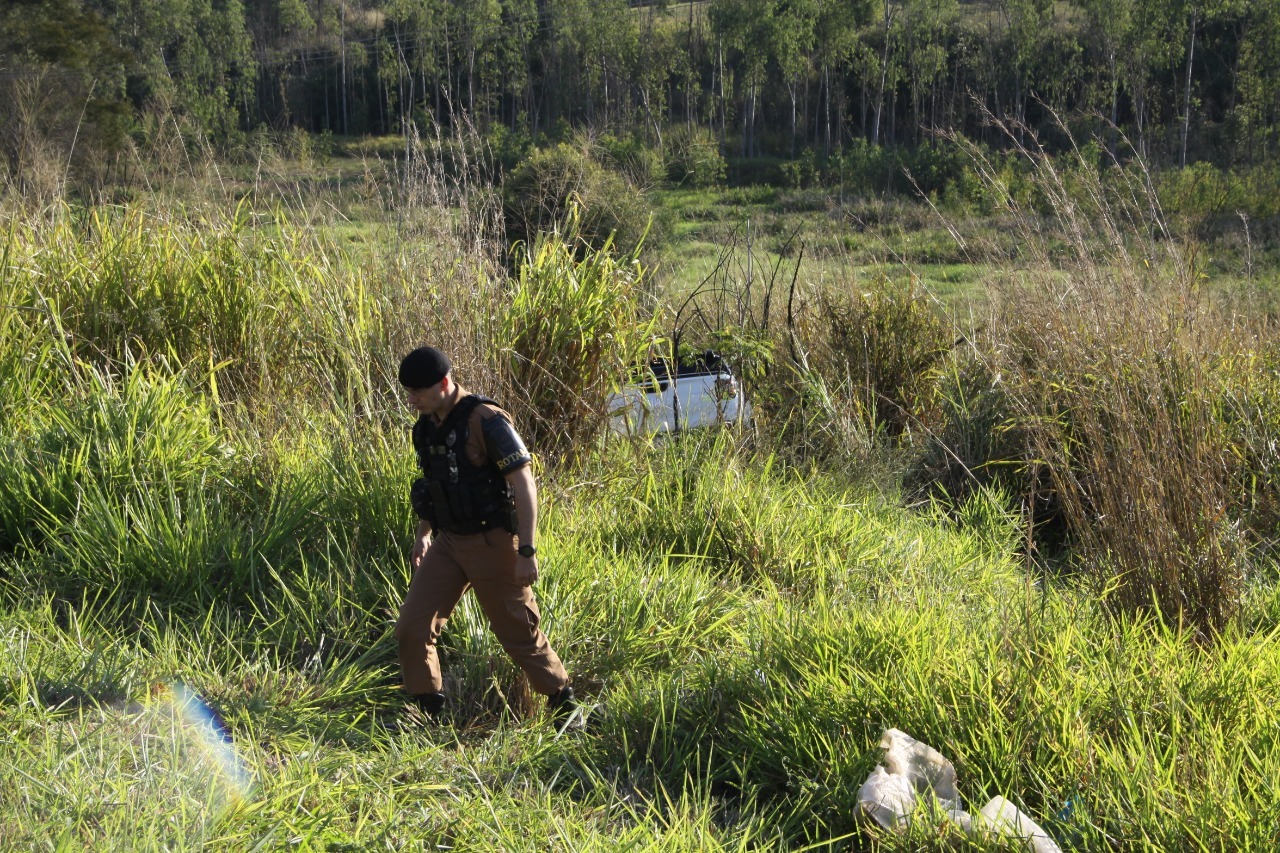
[517,543,537,558]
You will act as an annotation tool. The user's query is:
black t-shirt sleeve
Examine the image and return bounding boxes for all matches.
[481,413,532,474]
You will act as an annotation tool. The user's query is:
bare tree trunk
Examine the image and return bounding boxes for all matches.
[687,0,695,126]
[1135,86,1147,159]
[822,65,830,151]
[340,0,348,134]
[873,0,893,146]
[1180,6,1198,167]
[468,45,476,117]
[873,62,888,146]
[1108,51,1118,158]
[718,39,726,145]
[788,81,797,157]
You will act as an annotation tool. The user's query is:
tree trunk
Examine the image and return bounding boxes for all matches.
[340,0,348,134]
[789,80,797,157]
[822,65,830,151]
[468,45,476,117]
[718,39,726,146]
[687,0,695,126]
[873,0,893,146]
[1108,59,1117,157]
[1181,6,1198,167]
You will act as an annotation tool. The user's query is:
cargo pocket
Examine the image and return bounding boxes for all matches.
[507,596,541,632]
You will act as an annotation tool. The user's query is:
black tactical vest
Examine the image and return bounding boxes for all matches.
[412,395,518,534]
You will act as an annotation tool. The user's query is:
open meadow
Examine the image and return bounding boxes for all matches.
[4,135,1280,852]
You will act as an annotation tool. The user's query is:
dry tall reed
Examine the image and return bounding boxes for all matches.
[955,117,1255,634]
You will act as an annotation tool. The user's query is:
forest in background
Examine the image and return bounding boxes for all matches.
[6,0,1280,195]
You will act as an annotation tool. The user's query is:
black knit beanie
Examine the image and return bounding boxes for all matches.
[399,346,452,388]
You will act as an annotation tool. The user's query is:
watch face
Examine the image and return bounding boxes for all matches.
[518,544,536,558]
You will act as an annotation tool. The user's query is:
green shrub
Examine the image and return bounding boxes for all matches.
[499,207,659,458]
[486,124,534,173]
[1156,161,1280,239]
[664,126,726,189]
[779,149,820,189]
[595,133,665,188]
[503,142,658,257]
[808,274,953,440]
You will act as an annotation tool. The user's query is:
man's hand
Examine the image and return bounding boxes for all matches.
[410,522,432,569]
[514,554,539,585]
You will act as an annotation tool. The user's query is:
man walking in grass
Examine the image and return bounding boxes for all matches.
[394,346,580,729]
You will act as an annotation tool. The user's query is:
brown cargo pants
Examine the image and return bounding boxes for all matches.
[395,528,569,697]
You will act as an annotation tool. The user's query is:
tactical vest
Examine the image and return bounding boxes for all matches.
[412,394,518,534]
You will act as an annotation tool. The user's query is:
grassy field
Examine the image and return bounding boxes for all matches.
[4,139,1280,850]
[7,415,1280,850]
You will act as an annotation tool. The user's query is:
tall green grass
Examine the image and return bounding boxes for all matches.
[9,430,1280,848]
[501,207,659,457]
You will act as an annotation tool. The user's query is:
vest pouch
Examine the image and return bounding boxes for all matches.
[410,477,433,521]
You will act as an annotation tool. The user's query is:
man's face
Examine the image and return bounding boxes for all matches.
[405,376,451,416]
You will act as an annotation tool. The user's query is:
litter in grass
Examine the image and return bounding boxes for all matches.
[857,728,1062,852]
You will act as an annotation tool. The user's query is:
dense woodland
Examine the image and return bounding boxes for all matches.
[5,0,1280,181]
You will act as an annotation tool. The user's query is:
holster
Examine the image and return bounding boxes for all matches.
[410,477,432,521]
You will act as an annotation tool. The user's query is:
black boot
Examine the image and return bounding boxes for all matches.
[410,691,447,721]
[547,685,583,731]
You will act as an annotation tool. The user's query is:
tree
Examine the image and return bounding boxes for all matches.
[867,0,906,145]
[0,0,130,192]
[770,0,817,155]
[813,0,870,151]
[1232,0,1280,160]
[900,0,956,144]
[95,0,256,139]
[709,0,776,157]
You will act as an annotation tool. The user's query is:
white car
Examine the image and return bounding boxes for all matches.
[607,351,752,436]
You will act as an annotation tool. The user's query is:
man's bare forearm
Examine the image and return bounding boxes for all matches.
[506,465,538,547]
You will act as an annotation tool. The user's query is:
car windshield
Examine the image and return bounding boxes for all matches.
[633,351,727,384]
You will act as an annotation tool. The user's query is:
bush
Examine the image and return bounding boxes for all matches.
[1156,161,1280,238]
[808,275,954,440]
[918,125,1259,635]
[485,124,533,174]
[595,133,665,188]
[503,142,659,257]
[998,289,1243,633]
[779,149,820,189]
[499,207,659,459]
[664,126,726,188]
